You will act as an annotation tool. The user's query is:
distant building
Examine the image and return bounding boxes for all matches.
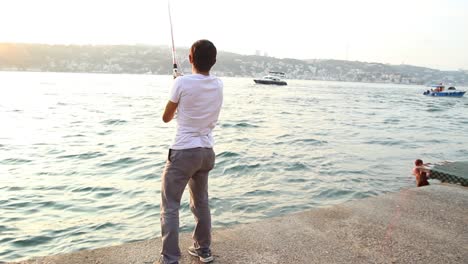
[255,50,261,56]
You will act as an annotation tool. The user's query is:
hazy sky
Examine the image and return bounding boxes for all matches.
[1,0,467,70]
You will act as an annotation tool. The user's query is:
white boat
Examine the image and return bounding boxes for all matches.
[254,71,287,86]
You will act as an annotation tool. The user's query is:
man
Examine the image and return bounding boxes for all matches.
[159,39,223,264]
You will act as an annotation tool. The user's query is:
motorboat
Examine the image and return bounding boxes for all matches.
[254,71,287,86]
[423,84,465,97]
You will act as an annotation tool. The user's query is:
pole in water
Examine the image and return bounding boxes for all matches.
[168,0,179,77]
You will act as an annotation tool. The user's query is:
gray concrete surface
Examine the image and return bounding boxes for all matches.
[11,184,468,264]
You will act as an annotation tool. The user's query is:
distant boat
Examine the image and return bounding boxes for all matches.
[423,84,466,97]
[254,71,287,86]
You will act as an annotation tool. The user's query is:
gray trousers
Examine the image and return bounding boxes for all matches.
[160,147,215,264]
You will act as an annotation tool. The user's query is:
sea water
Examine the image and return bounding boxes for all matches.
[1,71,467,262]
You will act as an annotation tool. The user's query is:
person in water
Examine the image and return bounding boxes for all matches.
[158,39,223,264]
[412,159,430,187]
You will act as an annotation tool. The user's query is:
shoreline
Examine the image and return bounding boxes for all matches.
[9,184,467,264]
[2,70,465,87]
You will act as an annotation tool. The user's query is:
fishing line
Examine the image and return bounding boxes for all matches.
[380,188,414,257]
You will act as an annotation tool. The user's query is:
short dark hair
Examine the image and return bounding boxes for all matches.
[190,39,217,72]
[415,159,423,166]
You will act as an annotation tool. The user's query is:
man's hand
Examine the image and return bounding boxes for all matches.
[173,69,183,79]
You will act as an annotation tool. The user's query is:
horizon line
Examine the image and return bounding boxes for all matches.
[1,41,465,72]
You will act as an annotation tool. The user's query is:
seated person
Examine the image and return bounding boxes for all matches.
[412,159,430,187]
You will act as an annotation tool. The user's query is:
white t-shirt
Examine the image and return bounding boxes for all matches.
[169,74,223,150]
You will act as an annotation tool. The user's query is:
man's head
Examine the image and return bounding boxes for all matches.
[415,159,423,166]
[189,39,217,73]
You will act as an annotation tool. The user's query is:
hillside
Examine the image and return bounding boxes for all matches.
[1,43,467,85]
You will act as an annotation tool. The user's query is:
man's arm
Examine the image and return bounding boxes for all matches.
[162,101,178,123]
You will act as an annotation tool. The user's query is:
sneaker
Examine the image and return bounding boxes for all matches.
[154,255,178,264]
[154,255,166,264]
[188,246,214,263]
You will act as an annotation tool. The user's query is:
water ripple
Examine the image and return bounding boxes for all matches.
[1,73,467,262]
[221,122,259,128]
[1,158,32,165]
[12,236,55,247]
[99,157,144,167]
[58,152,106,160]
[101,119,128,125]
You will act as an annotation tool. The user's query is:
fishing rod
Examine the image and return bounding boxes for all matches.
[168,0,179,77]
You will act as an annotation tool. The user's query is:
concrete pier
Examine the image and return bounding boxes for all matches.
[11,184,468,264]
